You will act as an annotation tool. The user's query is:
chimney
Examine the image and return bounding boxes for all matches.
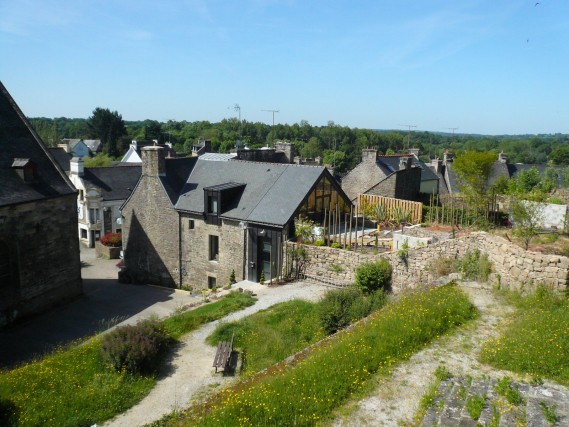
[431,157,441,174]
[274,141,294,163]
[362,149,377,163]
[443,151,454,165]
[408,147,420,158]
[142,146,165,177]
[498,151,508,164]
[399,156,413,170]
[70,157,84,177]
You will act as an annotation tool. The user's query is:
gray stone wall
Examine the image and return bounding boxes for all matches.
[0,195,82,326]
[180,214,246,290]
[121,174,180,287]
[291,232,569,294]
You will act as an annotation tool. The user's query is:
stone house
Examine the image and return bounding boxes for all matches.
[0,81,82,326]
[121,146,352,289]
[341,149,424,202]
[68,157,140,247]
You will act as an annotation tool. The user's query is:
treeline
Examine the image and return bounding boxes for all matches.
[29,115,569,173]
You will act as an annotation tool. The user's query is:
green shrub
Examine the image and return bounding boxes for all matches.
[314,240,325,246]
[331,242,341,249]
[318,288,386,334]
[457,249,492,282]
[100,319,170,374]
[229,269,236,285]
[355,259,392,293]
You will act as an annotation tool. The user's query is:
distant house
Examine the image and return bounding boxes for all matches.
[341,149,423,202]
[58,138,91,158]
[0,81,82,326]
[121,147,352,289]
[121,140,176,163]
[83,139,102,155]
[191,139,214,156]
[433,151,565,195]
[68,158,141,247]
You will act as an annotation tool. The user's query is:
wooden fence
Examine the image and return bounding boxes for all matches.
[356,194,423,224]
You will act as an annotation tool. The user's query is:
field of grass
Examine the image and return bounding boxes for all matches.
[480,287,569,384]
[207,300,326,376]
[166,284,476,426]
[0,291,255,427]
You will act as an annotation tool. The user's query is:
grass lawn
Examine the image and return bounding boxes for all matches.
[480,287,569,384]
[207,299,326,376]
[164,284,476,426]
[0,291,255,427]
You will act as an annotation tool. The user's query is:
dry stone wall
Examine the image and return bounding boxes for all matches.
[290,232,569,293]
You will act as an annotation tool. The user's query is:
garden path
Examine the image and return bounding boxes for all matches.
[330,282,568,426]
[103,280,328,427]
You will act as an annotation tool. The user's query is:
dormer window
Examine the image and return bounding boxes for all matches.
[204,182,246,226]
[12,158,37,183]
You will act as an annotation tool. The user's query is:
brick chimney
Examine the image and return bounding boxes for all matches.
[362,149,377,163]
[498,151,508,164]
[142,146,165,177]
[274,141,295,163]
[399,156,413,170]
[408,147,420,158]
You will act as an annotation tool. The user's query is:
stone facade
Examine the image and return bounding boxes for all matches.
[292,232,569,294]
[0,195,83,325]
[180,215,246,289]
[121,148,179,287]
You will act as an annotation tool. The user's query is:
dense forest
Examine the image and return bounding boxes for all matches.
[30,115,569,174]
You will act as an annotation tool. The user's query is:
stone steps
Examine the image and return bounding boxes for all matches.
[420,377,569,426]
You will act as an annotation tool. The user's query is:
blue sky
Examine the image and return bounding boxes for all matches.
[1,0,569,135]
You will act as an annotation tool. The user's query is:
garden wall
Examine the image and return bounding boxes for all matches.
[289,232,569,293]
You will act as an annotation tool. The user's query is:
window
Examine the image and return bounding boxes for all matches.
[80,229,88,239]
[208,195,218,214]
[188,219,195,229]
[208,276,217,289]
[209,235,219,261]
[79,190,84,201]
[205,191,220,225]
[89,208,100,224]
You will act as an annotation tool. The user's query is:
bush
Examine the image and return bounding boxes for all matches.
[457,249,492,282]
[331,242,341,249]
[314,240,325,246]
[355,259,392,293]
[100,319,170,374]
[318,288,386,334]
[99,232,122,247]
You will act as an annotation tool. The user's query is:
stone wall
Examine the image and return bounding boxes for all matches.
[291,232,569,294]
[0,195,83,326]
[180,214,246,290]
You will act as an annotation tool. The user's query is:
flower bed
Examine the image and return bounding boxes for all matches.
[96,233,122,259]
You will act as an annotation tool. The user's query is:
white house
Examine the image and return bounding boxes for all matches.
[121,140,176,163]
[69,157,140,247]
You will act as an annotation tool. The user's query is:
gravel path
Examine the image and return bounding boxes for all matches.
[104,280,328,427]
[331,282,517,426]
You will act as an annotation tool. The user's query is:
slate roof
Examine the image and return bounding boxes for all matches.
[83,139,102,153]
[200,153,237,161]
[175,160,335,227]
[49,147,72,172]
[0,81,76,207]
[82,165,141,201]
[160,157,199,205]
[377,155,439,182]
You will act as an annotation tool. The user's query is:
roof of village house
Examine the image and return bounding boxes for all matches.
[161,157,199,204]
[82,165,141,201]
[49,147,72,172]
[83,139,102,152]
[175,159,342,227]
[0,81,76,207]
[377,154,439,182]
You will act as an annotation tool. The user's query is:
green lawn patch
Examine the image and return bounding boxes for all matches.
[480,287,569,384]
[207,299,326,375]
[0,291,255,427]
[172,284,476,426]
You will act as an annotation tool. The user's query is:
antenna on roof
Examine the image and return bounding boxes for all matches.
[262,109,280,146]
[400,124,417,151]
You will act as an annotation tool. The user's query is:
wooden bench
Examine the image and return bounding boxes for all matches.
[213,333,234,373]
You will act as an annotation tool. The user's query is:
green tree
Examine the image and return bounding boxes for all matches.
[453,151,497,210]
[88,108,127,157]
[510,198,544,250]
[84,153,113,167]
[549,145,569,165]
